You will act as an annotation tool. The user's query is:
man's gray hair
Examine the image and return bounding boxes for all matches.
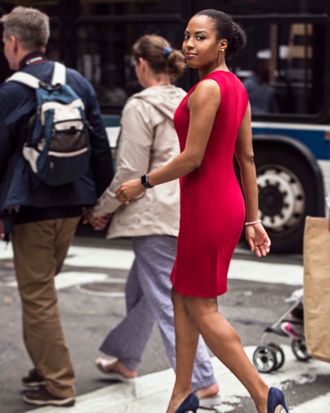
[1,6,50,51]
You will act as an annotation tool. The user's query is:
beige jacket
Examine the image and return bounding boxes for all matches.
[93,85,186,239]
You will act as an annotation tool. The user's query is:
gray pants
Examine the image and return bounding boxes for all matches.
[100,235,216,391]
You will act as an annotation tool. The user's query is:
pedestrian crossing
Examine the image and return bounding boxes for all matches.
[3,243,328,413]
[1,244,304,289]
[66,245,303,286]
[291,393,330,413]
[23,346,330,413]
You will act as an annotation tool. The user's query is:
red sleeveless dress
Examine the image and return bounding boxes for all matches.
[170,71,248,298]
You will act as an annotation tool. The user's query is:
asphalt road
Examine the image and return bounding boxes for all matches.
[1,237,329,413]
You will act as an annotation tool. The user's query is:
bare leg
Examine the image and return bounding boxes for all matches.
[165,290,200,413]
[185,297,269,413]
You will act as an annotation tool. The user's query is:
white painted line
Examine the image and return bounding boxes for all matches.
[5,272,110,290]
[291,393,330,412]
[0,243,14,259]
[54,272,109,290]
[0,245,135,270]
[228,260,303,286]
[23,346,330,413]
[1,245,303,287]
[67,246,304,285]
[66,246,134,270]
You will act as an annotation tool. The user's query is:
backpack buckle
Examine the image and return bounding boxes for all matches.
[38,80,53,91]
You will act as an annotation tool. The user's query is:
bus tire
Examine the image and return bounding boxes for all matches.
[254,146,320,253]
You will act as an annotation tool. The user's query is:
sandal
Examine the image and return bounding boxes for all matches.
[95,358,137,384]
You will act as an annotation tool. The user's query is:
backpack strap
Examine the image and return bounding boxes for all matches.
[6,72,40,89]
[6,62,66,88]
[52,62,66,86]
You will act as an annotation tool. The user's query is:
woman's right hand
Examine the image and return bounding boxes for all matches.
[245,222,271,257]
[115,178,145,204]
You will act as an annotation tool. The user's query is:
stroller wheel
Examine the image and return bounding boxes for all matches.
[291,339,311,361]
[267,342,285,370]
[253,346,277,373]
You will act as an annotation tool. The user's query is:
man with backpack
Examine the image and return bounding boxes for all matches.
[0,6,113,407]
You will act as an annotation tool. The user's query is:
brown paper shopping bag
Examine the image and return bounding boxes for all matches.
[303,216,330,362]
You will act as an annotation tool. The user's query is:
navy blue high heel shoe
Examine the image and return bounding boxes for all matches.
[267,387,289,413]
[175,393,199,413]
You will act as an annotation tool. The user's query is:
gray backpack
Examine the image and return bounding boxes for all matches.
[7,63,90,186]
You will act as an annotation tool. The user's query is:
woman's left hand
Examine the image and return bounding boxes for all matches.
[245,222,271,257]
[116,179,145,204]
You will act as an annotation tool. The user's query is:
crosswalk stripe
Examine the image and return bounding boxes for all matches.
[291,393,330,412]
[67,246,304,286]
[23,346,330,413]
[1,245,303,289]
[66,246,134,271]
[5,272,110,290]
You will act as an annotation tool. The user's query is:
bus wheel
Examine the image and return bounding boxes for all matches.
[255,148,318,253]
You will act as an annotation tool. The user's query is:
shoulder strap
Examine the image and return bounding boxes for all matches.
[6,72,40,89]
[6,62,67,88]
[52,62,66,86]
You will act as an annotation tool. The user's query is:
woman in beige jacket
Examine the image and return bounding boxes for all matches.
[91,35,220,406]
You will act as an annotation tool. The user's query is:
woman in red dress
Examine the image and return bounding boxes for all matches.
[116,9,288,413]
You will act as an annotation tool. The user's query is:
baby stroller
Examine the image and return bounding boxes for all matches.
[252,289,310,373]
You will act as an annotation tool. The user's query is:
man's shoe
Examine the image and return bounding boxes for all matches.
[22,369,46,388]
[23,387,75,407]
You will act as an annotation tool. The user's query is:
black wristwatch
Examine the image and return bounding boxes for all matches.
[141,174,154,189]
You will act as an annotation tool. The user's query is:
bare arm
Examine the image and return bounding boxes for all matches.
[115,79,220,200]
[148,80,220,185]
[235,103,271,257]
[235,103,259,222]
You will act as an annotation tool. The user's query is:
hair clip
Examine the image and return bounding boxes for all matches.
[163,47,173,58]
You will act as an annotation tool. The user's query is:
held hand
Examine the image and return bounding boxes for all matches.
[245,222,271,257]
[91,215,111,231]
[115,179,145,204]
[82,208,93,224]
[82,208,110,230]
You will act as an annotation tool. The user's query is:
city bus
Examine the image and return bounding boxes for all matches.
[1,0,329,252]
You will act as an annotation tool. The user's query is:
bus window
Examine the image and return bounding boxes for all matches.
[234,20,326,116]
[77,0,183,15]
[74,20,185,112]
[192,0,328,15]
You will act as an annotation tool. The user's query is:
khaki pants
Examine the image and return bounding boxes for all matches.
[12,217,80,398]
